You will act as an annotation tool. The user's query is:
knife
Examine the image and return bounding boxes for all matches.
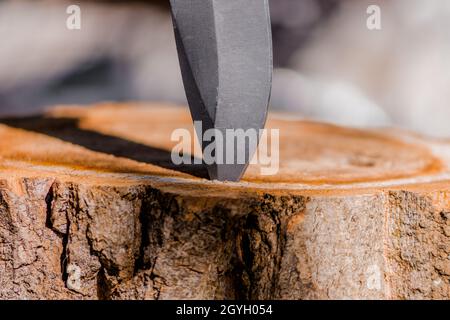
[170,0,273,181]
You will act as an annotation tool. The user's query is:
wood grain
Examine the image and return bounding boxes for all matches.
[0,103,448,299]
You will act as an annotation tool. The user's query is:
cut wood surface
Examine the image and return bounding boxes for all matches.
[0,102,448,299]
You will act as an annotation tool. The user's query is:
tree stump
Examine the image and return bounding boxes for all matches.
[0,102,448,300]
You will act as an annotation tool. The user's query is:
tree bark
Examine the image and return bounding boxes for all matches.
[0,102,448,299]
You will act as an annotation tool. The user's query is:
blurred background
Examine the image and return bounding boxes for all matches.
[0,0,449,137]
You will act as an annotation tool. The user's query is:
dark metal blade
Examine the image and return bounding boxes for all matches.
[170,0,273,181]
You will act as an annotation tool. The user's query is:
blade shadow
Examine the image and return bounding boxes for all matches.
[0,115,208,179]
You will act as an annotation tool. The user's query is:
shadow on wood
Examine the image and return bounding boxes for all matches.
[0,115,209,179]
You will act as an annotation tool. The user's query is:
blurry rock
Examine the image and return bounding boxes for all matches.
[272,68,391,127]
[0,1,185,115]
[290,0,450,137]
[269,0,339,66]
